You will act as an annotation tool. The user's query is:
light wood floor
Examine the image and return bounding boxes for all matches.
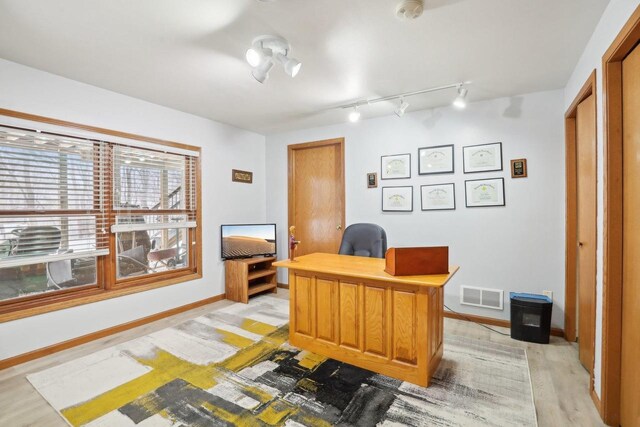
[0,290,605,427]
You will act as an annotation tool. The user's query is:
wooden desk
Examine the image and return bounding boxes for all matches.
[273,253,459,387]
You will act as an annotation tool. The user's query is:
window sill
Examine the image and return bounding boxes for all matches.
[0,272,203,323]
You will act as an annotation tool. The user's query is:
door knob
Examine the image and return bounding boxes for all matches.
[336,224,342,231]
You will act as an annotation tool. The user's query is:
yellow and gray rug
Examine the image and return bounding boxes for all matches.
[27,295,537,426]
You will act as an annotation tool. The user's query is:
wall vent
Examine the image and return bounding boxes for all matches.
[460,286,504,310]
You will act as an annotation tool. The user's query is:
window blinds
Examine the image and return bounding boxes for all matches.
[0,126,109,268]
[110,145,197,233]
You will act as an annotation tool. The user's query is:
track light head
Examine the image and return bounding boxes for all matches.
[276,53,302,78]
[395,98,410,117]
[246,47,267,67]
[348,107,361,123]
[453,86,468,109]
[252,59,274,84]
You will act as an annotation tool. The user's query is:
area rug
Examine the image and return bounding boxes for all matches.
[27,296,537,426]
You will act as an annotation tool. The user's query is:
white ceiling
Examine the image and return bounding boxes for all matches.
[0,0,609,135]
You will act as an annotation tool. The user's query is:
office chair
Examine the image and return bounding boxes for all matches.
[338,223,387,258]
[12,226,61,256]
[46,257,76,289]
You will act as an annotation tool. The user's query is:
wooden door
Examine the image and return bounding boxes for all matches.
[621,44,640,427]
[576,94,597,373]
[288,138,345,257]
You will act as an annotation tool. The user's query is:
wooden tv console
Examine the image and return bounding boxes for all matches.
[225,256,277,303]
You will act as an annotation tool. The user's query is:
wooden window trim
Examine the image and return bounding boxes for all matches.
[0,272,203,322]
[0,108,203,323]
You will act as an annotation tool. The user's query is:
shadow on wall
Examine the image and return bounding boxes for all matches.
[421,109,443,129]
[503,96,524,118]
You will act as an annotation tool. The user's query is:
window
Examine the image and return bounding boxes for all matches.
[112,145,197,282]
[0,122,201,318]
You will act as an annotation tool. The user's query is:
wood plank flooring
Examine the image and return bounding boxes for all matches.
[0,290,604,427]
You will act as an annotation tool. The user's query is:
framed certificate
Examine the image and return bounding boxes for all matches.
[381,153,411,179]
[382,186,413,212]
[418,144,454,175]
[463,142,503,173]
[421,183,455,210]
[465,178,505,207]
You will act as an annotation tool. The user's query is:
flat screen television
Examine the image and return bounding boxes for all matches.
[220,223,277,260]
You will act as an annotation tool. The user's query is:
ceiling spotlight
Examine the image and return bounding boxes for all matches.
[275,53,302,77]
[453,86,468,109]
[395,98,409,117]
[246,35,302,83]
[252,59,274,83]
[245,47,267,67]
[348,106,361,123]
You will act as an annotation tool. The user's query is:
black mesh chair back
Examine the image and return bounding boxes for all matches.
[338,223,387,258]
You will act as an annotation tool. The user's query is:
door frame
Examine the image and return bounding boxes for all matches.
[600,5,640,425]
[564,70,597,345]
[564,70,598,399]
[288,137,346,256]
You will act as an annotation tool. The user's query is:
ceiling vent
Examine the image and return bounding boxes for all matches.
[396,0,424,20]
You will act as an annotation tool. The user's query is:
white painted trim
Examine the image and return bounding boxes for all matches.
[110,221,197,233]
[0,249,109,268]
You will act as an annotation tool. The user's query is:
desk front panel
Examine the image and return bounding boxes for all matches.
[289,270,444,386]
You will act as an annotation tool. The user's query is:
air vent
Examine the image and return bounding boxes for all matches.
[460,286,504,310]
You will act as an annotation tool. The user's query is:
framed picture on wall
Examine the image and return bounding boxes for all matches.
[464,177,505,207]
[381,153,411,179]
[382,186,413,212]
[367,172,378,188]
[463,142,503,173]
[421,183,455,210]
[510,158,528,178]
[418,144,454,175]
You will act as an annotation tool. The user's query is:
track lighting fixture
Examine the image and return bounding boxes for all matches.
[348,106,361,123]
[395,98,410,117]
[453,86,468,109]
[338,82,471,122]
[245,35,302,83]
[245,46,267,68]
[251,59,274,83]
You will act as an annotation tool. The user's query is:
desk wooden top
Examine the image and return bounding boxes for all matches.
[273,253,458,288]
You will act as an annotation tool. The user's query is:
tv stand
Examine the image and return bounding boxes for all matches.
[225,256,277,303]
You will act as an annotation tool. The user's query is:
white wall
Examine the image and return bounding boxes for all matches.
[266,90,566,328]
[563,0,640,400]
[0,59,267,360]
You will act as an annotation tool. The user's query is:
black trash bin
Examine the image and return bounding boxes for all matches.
[510,292,553,344]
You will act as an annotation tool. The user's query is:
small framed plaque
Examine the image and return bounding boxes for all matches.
[510,158,528,178]
[367,172,378,188]
[232,169,253,184]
